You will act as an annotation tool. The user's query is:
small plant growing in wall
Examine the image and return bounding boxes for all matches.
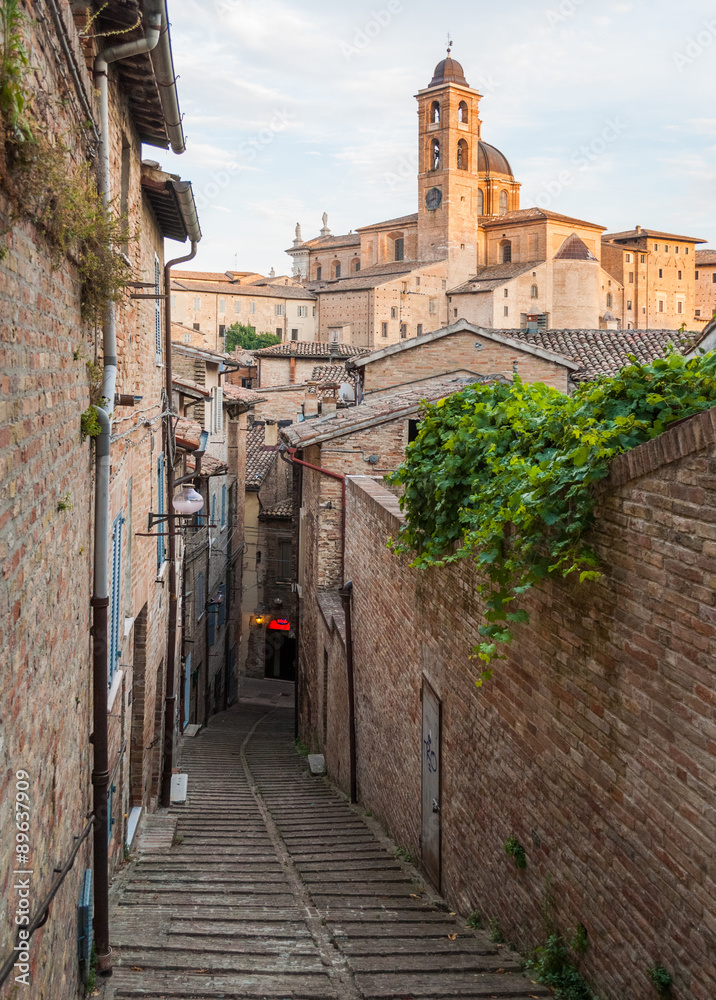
[526,933,596,1000]
[570,923,589,956]
[80,407,101,441]
[647,965,673,997]
[504,836,527,869]
[56,491,73,512]
[466,911,482,929]
[488,918,504,943]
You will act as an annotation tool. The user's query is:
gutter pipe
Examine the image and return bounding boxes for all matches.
[160,239,199,809]
[91,8,162,979]
[150,1,186,154]
[339,581,357,804]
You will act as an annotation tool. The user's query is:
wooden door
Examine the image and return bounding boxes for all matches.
[421,680,442,889]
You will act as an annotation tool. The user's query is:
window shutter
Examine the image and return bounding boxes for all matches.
[109,512,124,686]
[211,493,216,526]
[215,386,223,433]
[157,454,165,567]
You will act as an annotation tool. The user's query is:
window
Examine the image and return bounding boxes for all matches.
[391,307,397,319]
[400,323,407,339]
[653,244,659,251]
[453,308,458,318]
[316,266,322,280]
[219,298,226,312]
[183,333,191,343]
[664,245,669,253]
[713,273,716,283]
[430,100,440,124]
[499,191,508,215]
[109,511,124,686]
[221,485,226,528]
[333,262,341,279]
[477,189,484,215]
[696,309,702,317]
[417,324,423,336]
[500,240,512,263]
[658,269,663,278]
[401,281,408,293]
[531,284,538,299]
[297,305,308,317]
[157,454,165,568]
[381,322,388,338]
[431,138,440,171]
[458,100,468,123]
[193,322,200,331]
[197,572,205,618]
[685,247,690,254]
[235,300,241,313]
[416,277,421,288]
[627,300,632,310]
[606,293,612,307]
[629,272,634,283]
[278,538,292,581]
[641,254,646,263]
[276,327,282,337]
[658,300,665,312]
[678,270,682,280]
[429,298,437,314]
[677,301,683,314]
[250,301,256,314]
[154,255,162,364]
[219,324,225,337]
[291,328,298,341]
[194,296,201,310]
[625,253,631,263]
[675,246,679,254]
[275,303,285,316]
[457,138,468,170]
[696,271,700,280]
[504,305,509,317]
[504,288,509,298]
[394,238,404,262]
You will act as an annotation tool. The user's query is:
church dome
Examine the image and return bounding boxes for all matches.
[477,141,513,178]
[429,57,469,88]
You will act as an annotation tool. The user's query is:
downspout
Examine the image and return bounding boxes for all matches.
[160,240,199,809]
[338,581,357,804]
[91,10,162,979]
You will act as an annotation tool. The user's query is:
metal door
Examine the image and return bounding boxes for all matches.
[421,680,442,889]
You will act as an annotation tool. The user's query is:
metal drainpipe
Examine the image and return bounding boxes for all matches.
[91,11,162,978]
[338,581,357,804]
[160,241,198,809]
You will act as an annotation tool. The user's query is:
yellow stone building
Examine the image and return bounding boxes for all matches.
[286,52,709,345]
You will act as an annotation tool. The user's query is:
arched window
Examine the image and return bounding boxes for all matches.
[430,138,440,171]
[457,138,468,170]
[351,257,361,273]
[531,284,538,299]
[499,191,509,215]
[499,240,512,264]
[430,100,440,124]
[394,238,404,262]
[606,292,612,307]
[458,101,468,124]
[477,189,484,215]
[316,265,322,280]
[332,261,341,279]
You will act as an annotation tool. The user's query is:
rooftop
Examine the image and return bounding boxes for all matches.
[246,424,278,489]
[310,365,359,386]
[221,383,266,407]
[172,277,316,300]
[481,207,606,231]
[311,259,431,293]
[356,213,419,233]
[172,270,264,283]
[288,233,361,253]
[696,250,716,264]
[449,262,541,294]
[252,341,370,360]
[259,496,293,519]
[603,228,707,244]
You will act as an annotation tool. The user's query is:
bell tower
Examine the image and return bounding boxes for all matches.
[417,49,484,285]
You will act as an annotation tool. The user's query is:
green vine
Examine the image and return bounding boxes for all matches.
[525,933,597,1000]
[504,836,527,869]
[0,0,31,140]
[389,350,716,683]
[647,965,673,997]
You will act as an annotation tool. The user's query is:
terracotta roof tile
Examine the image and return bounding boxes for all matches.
[481,207,606,230]
[310,259,433,293]
[259,496,293,519]
[221,383,266,405]
[310,365,359,386]
[171,278,316,300]
[603,228,707,244]
[695,250,716,265]
[356,213,419,232]
[246,424,277,488]
[175,417,202,450]
[186,454,228,477]
[252,341,369,359]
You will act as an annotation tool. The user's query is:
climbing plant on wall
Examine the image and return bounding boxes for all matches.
[389,350,716,685]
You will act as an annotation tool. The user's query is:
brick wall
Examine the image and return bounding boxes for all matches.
[314,406,716,1000]
[360,329,571,393]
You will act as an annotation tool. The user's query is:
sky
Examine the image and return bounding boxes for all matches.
[151,0,716,274]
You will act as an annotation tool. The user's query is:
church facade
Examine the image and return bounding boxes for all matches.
[286,54,707,348]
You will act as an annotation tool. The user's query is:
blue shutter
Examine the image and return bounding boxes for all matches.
[157,454,165,567]
[77,869,93,981]
[109,512,124,686]
[211,492,216,526]
[221,485,226,528]
[107,783,116,844]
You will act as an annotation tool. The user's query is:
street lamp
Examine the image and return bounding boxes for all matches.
[171,485,204,515]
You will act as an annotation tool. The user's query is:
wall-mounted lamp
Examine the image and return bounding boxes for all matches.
[251,614,266,626]
[172,485,204,515]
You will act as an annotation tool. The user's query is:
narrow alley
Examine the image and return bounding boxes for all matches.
[104,701,548,999]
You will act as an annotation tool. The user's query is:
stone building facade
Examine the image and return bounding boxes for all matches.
[695,249,716,324]
[311,402,716,1000]
[0,1,198,994]
[286,54,709,338]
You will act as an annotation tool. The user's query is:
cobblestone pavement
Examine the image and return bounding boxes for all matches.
[104,703,548,999]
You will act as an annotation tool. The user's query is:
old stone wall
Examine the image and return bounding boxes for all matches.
[327,406,716,1000]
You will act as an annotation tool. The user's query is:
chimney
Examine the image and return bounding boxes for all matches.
[304,382,319,418]
[320,383,339,420]
[329,340,341,358]
[635,225,642,234]
[264,421,278,447]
